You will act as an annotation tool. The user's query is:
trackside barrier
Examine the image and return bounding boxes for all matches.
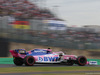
[87,59,100,65]
[0,58,100,65]
[0,58,13,64]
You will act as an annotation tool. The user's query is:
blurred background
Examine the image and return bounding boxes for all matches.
[0,0,100,58]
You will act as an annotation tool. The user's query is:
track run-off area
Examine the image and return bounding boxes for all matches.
[0,64,100,75]
[0,58,100,75]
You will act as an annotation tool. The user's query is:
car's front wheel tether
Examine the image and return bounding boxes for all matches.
[24,56,35,66]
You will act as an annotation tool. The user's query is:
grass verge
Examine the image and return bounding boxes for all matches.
[30,73,86,75]
[0,66,100,73]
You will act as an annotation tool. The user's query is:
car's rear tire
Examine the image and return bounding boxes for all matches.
[13,57,23,66]
[24,56,35,66]
[77,56,87,66]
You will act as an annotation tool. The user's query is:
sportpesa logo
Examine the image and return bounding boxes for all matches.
[38,57,58,61]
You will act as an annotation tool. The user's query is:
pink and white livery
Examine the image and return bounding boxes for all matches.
[10,48,87,66]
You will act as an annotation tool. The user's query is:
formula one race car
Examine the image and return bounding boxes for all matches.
[10,48,87,66]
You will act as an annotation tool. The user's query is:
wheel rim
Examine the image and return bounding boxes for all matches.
[80,57,86,64]
[28,58,34,64]
[14,58,23,66]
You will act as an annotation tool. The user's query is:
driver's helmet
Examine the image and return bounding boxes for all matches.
[47,48,52,53]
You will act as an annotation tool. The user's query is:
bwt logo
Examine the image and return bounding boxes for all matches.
[38,57,58,61]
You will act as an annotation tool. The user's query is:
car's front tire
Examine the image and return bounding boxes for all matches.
[24,56,35,66]
[13,57,23,66]
[77,56,87,66]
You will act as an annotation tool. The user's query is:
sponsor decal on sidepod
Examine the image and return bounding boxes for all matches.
[38,57,58,61]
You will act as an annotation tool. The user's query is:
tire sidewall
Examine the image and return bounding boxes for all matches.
[24,56,35,66]
[77,56,87,66]
[13,57,23,66]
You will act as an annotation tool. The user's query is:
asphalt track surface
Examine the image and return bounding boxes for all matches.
[1,71,100,75]
[1,64,100,68]
[0,64,100,75]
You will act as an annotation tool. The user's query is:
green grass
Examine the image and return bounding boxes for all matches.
[30,73,86,75]
[0,67,100,73]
